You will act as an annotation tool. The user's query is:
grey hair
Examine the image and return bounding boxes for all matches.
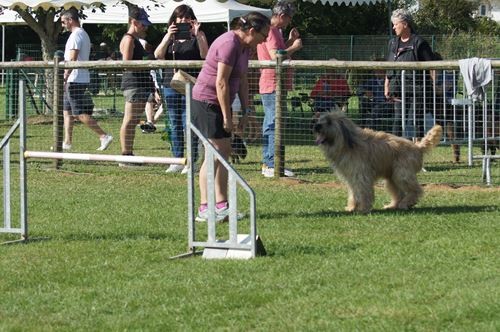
[391,8,413,29]
[272,1,295,17]
[61,7,79,22]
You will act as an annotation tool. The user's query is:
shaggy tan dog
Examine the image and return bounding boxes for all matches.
[313,112,442,213]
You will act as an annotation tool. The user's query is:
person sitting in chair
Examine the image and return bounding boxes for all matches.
[310,68,350,119]
[359,67,392,131]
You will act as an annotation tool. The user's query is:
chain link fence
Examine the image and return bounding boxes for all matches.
[0,58,499,186]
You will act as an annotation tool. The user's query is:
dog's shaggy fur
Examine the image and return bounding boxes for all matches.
[314,112,442,213]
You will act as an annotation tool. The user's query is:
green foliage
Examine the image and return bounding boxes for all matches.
[292,1,393,36]
[435,32,500,59]
[475,16,500,36]
[412,0,479,34]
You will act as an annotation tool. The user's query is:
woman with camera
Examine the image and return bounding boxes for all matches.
[154,5,208,174]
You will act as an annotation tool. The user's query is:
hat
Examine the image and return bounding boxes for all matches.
[129,6,152,26]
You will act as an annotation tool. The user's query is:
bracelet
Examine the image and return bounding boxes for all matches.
[242,107,253,115]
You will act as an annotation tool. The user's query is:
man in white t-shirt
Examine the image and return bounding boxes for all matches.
[61,8,113,151]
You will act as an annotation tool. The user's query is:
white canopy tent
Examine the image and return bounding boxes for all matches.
[0,0,271,26]
[0,0,271,64]
[302,0,385,5]
[82,0,271,27]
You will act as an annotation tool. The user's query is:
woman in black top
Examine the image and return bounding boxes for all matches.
[384,8,435,139]
[119,6,154,160]
[154,5,208,174]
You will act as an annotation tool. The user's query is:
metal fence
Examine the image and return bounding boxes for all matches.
[13,34,500,62]
[0,58,499,186]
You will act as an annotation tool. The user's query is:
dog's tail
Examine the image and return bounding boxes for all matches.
[416,125,443,153]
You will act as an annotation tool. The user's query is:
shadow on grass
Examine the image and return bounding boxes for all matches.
[267,242,361,257]
[424,163,477,171]
[14,231,183,244]
[260,205,498,220]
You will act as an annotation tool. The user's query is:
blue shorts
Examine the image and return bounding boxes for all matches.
[63,83,94,116]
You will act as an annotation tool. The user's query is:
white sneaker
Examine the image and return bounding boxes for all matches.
[215,206,245,222]
[165,164,184,173]
[262,165,295,178]
[195,206,245,223]
[181,164,197,174]
[62,142,72,151]
[97,135,113,151]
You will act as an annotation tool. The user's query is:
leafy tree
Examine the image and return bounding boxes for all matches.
[1,5,108,61]
[474,16,500,35]
[0,1,160,61]
[413,0,479,34]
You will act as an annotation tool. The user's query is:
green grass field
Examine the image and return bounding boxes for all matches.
[1,118,499,330]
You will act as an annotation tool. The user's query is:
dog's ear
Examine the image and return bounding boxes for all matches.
[340,121,355,149]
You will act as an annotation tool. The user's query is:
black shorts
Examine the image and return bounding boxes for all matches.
[191,99,231,139]
[63,83,94,115]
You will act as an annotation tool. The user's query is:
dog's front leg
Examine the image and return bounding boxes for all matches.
[345,186,356,212]
[354,185,373,214]
[345,183,373,214]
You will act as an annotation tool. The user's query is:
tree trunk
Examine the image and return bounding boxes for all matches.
[41,38,57,116]
[14,8,61,115]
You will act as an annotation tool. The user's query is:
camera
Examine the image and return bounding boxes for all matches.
[175,23,191,40]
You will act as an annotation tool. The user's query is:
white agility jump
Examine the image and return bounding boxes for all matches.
[4,79,263,260]
[24,151,186,166]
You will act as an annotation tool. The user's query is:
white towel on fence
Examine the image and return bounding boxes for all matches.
[459,57,492,101]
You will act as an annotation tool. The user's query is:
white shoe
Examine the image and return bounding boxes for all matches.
[62,143,72,151]
[165,164,184,173]
[262,165,295,178]
[195,205,245,223]
[97,135,113,151]
[181,164,197,174]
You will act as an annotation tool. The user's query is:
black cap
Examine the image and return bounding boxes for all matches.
[129,6,151,26]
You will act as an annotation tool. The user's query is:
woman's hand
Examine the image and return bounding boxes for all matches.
[238,113,249,132]
[289,27,300,41]
[223,117,233,133]
[192,20,201,36]
[166,22,177,40]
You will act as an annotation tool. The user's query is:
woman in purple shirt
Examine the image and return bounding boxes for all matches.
[191,12,270,222]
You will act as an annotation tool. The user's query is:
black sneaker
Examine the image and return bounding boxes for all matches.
[140,122,156,133]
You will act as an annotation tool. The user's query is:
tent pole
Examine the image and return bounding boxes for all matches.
[2,25,5,86]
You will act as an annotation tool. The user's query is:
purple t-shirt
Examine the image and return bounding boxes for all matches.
[192,31,250,106]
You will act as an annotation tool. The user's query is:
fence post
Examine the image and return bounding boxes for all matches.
[274,50,286,178]
[19,79,28,240]
[52,53,63,169]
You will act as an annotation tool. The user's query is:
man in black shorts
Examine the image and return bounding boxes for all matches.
[61,8,113,151]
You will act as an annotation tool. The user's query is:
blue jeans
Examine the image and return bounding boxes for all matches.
[162,87,198,161]
[261,92,276,168]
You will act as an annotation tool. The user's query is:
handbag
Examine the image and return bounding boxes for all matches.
[169,39,196,95]
[170,69,196,95]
